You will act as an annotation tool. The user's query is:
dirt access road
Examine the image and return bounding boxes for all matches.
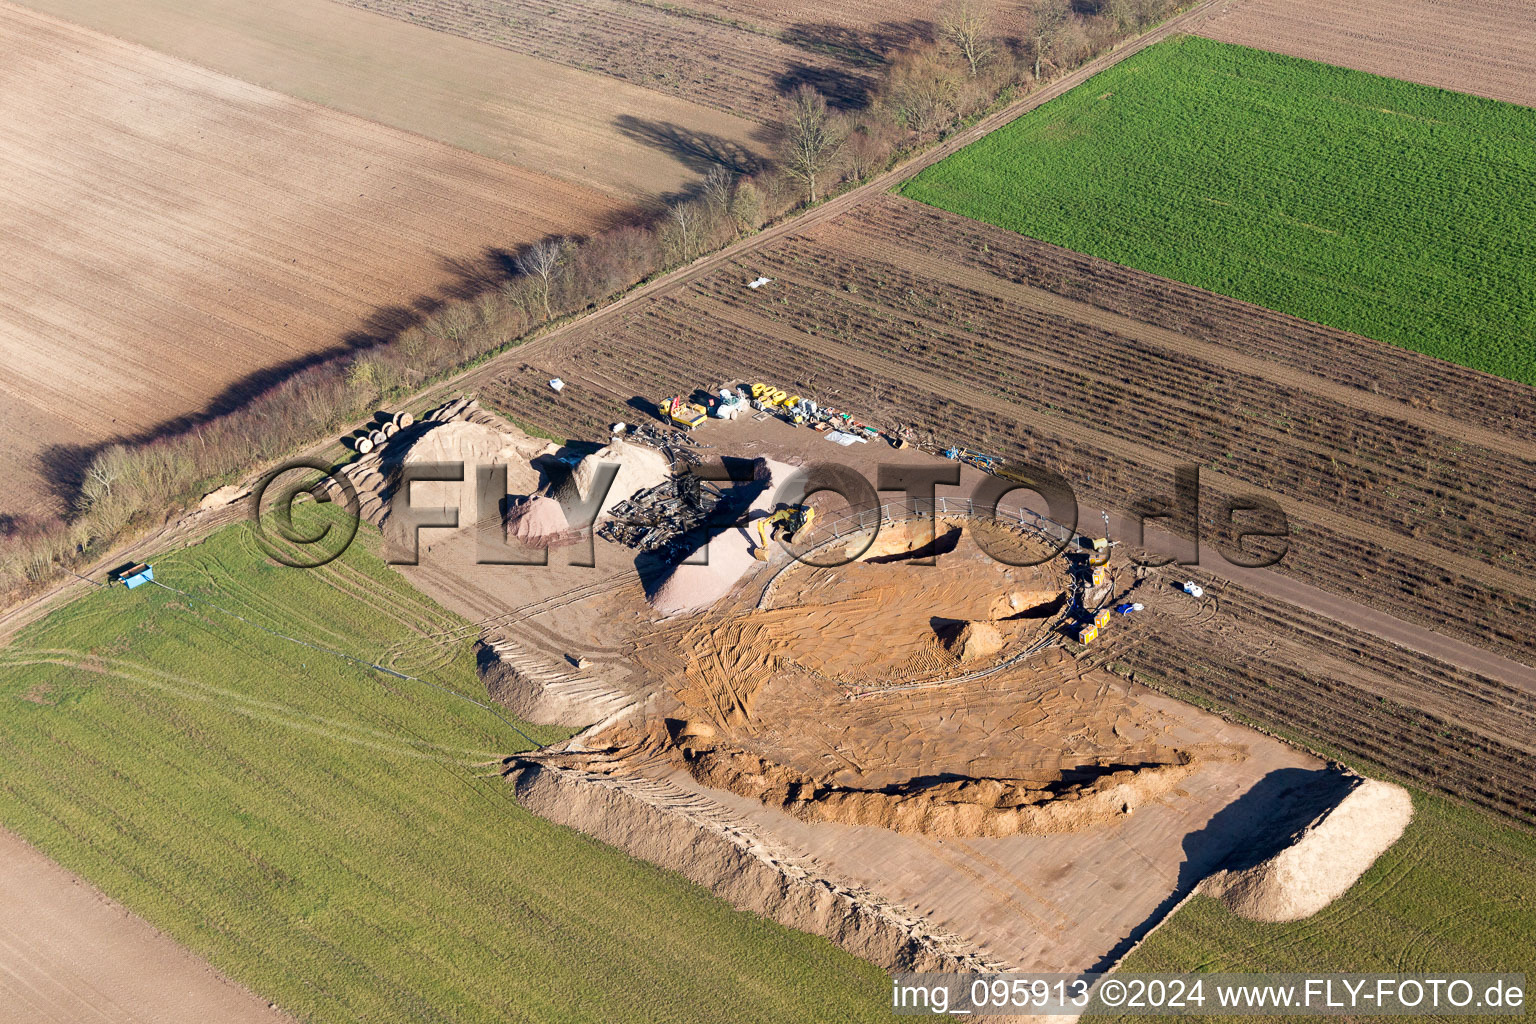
[0,828,293,1023]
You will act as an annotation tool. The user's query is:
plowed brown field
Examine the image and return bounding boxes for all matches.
[0,4,625,519]
[14,0,764,197]
[1199,0,1536,108]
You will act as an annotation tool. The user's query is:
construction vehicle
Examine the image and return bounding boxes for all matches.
[753,505,815,560]
[660,395,707,431]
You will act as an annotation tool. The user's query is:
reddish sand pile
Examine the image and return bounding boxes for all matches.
[506,495,580,548]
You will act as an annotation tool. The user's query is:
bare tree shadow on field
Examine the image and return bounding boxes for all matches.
[30,238,576,517]
[612,115,765,177]
[780,19,937,70]
[773,61,878,112]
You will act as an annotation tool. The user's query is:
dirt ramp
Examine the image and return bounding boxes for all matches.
[1198,779,1413,922]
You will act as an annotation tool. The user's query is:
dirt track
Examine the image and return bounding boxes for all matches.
[1200,0,1536,108]
[0,828,293,1023]
[0,2,624,519]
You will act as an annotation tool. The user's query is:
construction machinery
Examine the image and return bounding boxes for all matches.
[660,395,707,431]
[753,505,815,560]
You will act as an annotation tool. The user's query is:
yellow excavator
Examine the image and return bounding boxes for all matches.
[753,505,815,560]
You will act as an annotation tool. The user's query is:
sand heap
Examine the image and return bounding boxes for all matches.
[944,621,1005,662]
[649,457,796,616]
[1198,778,1413,922]
[388,419,547,527]
[505,495,580,549]
[563,439,671,521]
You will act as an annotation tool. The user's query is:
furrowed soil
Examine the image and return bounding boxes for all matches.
[478,192,1536,825]
[331,0,1037,123]
[12,0,764,196]
[900,35,1536,385]
[1199,0,1536,109]
[0,3,626,520]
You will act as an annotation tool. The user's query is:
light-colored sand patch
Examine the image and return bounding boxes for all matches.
[1198,778,1414,922]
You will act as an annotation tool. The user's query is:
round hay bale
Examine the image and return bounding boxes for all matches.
[394,411,414,428]
[382,421,399,438]
[369,430,388,447]
[355,436,375,454]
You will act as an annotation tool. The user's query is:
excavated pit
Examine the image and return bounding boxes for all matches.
[534,720,1197,838]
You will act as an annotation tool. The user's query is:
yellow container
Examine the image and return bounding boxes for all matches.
[1094,608,1112,629]
[1091,566,1109,588]
[1078,624,1099,645]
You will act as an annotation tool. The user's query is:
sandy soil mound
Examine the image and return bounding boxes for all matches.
[546,723,1196,839]
[1198,779,1413,921]
[649,457,794,616]
[391,420,544,523]
[565,439,671,521]
[945,621,1005,662]
[507,759,999,974]
[505,495,580,548]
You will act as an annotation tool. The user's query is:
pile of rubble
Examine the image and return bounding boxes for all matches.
[596,475,726,555]
[620,422,709,467]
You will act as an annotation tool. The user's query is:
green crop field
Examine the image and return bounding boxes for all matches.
[0,511,891,1022]
[901,35,1536,385]
[1090,791,1536,1022]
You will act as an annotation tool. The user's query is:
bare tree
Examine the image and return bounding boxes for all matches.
[730,178,765,229]
[889,50,961,134]
[702,164,735,214]
[669,200,703,258]
[1029,0,1069,81]
[940,0,995,78]
[515,237,567,322]
[779,86,845,204]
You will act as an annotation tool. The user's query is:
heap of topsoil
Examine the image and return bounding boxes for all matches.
[563,439,672,521]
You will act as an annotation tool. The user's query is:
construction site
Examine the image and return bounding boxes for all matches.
[324,383,1415,976]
